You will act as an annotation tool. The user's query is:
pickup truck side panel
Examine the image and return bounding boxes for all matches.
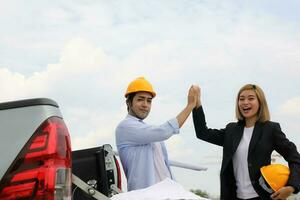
[0,99,62,180]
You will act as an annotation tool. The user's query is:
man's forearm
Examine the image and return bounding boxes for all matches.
[176,105,194,128]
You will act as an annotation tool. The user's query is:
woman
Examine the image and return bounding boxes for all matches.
[192,84,300,200]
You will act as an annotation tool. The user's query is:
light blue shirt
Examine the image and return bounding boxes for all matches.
[115,114,180,191]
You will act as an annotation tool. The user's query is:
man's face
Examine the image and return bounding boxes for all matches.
[129,92,153,119]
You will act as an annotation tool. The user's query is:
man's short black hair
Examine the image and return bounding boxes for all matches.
[126,92,136,111]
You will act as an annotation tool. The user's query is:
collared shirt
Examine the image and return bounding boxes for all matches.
[153,142,171,182]
[115,114,180,191]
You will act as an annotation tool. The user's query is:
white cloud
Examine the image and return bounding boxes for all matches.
[166,135,194,159]
[0,38,111,101]
[1,1,300,195]
[42,7,72,23]
[59,38,109,71]
[0,68,26,101]
[278,97,300,116]
[273,97,300,147]
[64,105,124,151]
[72,129,113,150]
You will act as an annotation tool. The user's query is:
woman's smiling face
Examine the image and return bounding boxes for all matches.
[238,89,260,122]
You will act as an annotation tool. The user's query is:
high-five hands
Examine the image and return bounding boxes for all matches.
[176,85,201,128]
[188,85,198,109]
[190,85,201,108]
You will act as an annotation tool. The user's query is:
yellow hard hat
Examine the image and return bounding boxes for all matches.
[125,77,156,98]
[259,164,290,193]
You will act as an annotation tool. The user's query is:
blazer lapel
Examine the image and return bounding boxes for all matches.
[248,122,263,155]
[231,123,244,155]
[221,121,244,174]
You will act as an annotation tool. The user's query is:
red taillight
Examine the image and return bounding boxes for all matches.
[0,117,72,200]
[114,157,122,190]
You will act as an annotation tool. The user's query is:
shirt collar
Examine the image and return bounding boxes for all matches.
[126,114,144,122]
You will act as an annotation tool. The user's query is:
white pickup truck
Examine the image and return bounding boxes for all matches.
[0,98,206,200]
[0,98,122,200]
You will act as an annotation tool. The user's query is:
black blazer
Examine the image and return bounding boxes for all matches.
[193,106,300,200]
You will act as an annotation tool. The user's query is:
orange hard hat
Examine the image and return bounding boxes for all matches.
[125,77,156,98]
[259,164,290,193]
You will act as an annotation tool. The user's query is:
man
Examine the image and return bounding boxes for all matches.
[115,77,197,191]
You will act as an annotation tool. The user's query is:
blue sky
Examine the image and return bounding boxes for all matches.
[1,1,300,197]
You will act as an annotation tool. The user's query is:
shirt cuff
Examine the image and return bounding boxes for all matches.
[168,118,180,134]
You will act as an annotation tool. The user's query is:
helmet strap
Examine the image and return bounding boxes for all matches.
[259,176,274,194]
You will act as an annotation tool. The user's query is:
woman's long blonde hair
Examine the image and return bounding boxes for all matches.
[235,84,270,122]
